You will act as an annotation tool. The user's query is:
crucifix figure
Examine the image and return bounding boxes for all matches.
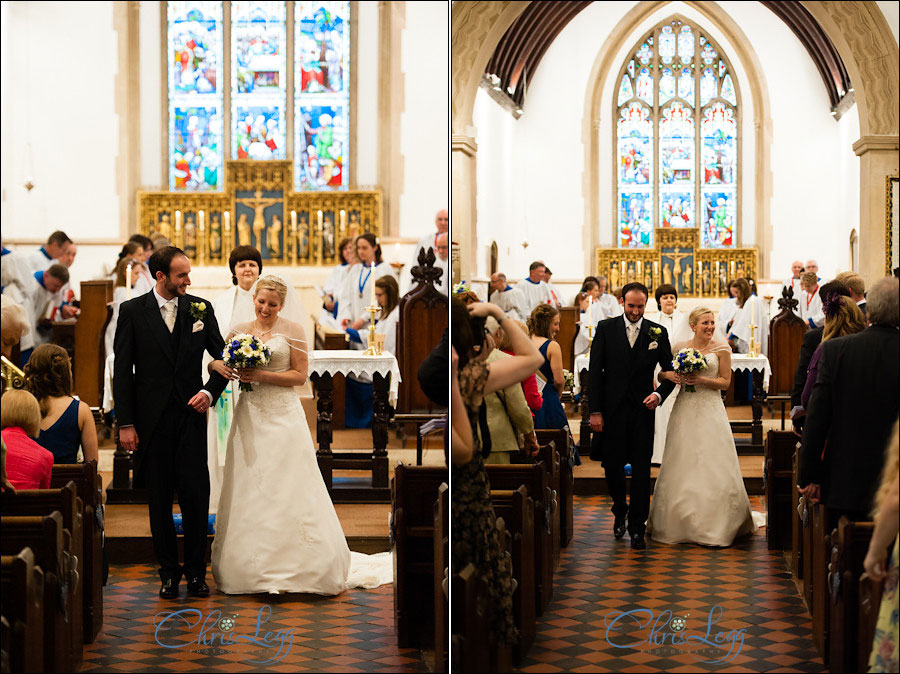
[237,188,280,250]
[664,248,692,294]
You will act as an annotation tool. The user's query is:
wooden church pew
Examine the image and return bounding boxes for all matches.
[485,463,553,615]
[828,517,875,673]
[810,503,831,662]
[858,572,885,672]
[50,461,103,643]
[391,464,448,649]
[0,548,44,673]
[765,430,797,550]
[0,483,84,668]
[491,486,536,664]
[0,513,73,673]
[516,441,561,570]
[535,429,575,549]
[791,451,803,581]
[433,483,449,674]
[451,563,492,674]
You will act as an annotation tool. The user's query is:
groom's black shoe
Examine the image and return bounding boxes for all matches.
[613,516,627,539]
[186,577,210,597]
[159,577,180,599]
[630,533,646,550]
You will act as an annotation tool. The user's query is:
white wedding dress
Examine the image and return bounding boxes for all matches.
[647,350,764,546]
[211,335,390,594]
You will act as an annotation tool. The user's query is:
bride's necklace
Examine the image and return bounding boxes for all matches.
[691,337,713,354]
[253,319,276,338]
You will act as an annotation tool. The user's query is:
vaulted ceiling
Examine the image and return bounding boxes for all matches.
[484,1,852,110]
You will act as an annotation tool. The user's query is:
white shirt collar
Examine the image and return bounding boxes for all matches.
[152,286,178,310]
[624,314,642,331]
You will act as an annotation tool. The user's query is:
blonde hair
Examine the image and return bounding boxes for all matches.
[1,299,30,340]
[801,271,818,288]
[527,304,559,338]
[254,276,287,304]
[688,307,714,327]
[0,389,42,437]
[834,271,865,297]
[496,319,529,351]
[821,296,867,344]
[114,257,145,289]
[872,420,899,515]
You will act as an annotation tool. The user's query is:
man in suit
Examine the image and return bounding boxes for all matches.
[114,246,229,598]
[588,282,676,549]
[835,271,866,315]
[798,276,899,525]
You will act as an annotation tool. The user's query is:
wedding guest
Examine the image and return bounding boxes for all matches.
[1,436,15,493]
[206,245,262,512]
[24,344,98,464]
[800,271,824,328]
[1,389,53,489]
[488,272,527,321]
[799,277,899,526]
[651,283,687,464]
[718,280,740,335]
[451,298,543,649]
[451,345,473,466]
[864,421,899,673]
[516,261,554,315]
[339,233,391,331]
[789,279,851,434]
[482,318,539,464]
[25,231,71,274]
[835,271,866,315]
[104,258,148,358]
[496,319,542,413]
[799,295,866,411]
[24,263,70,362]
[1,297,30,362]
[320,237,356,330]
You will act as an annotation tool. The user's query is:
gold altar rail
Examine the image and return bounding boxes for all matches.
[1,355,26,392]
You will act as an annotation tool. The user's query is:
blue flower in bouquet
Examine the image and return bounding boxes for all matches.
[671,347,708,392]
[223,333,272,392]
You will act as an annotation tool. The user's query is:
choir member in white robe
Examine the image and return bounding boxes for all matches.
[651,284,689,464]
[488,273,527,321]
[719,281,740,335]
[542,267,562,308]
[24,231,71,275]
[799,271,824,328]
[318,237,356,331]
[729,279,769,355]
[406,208,448,294]
[595,275,623,318]
[781,260,804,316]
[338,234,392,330]
[1,250,38,353]
[573,293,607,356]
[433,232,450,296]
[204,246,261,513]
[104,259,148,358]
[24,265,69,359]
[516,262,554,315]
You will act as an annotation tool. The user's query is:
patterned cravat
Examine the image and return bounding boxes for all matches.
[162,301,176,333]
[627,321,638,348]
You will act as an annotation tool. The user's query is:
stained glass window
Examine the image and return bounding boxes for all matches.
[167,1,351,192]
[615,17,739,248]
[295,1,350,190]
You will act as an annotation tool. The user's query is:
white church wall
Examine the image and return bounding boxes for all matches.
[876,1,899,45]
[473,0,859,291]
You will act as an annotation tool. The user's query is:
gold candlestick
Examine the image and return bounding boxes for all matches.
[587,323,594,347]
[364,305,380,355]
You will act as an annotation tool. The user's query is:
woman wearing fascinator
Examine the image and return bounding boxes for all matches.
[209,274,389,594]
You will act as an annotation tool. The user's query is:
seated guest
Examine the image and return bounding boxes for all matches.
[488,272,527,321]
[495,318,542,414]
[344,276,401,428]
[1,296,30,362]
[1,389,54,489]
[864,421,899,674]
[515,261,554,315]
[24,343,99,464]
[799,277,899,525]
[800,295,866,411]
[482,317,539,465]
[835,271,866,315]
[104,257,148,358]
[800,271,824,327]
[26,230,72,274]
[319,237,356,329]
[150,232,170,251]
[23,263,70,362]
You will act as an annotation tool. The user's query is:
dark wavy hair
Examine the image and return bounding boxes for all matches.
[654,283,678,305]
[451,297,486,371]
[227,246,263,285]
[527,304,559,338]
[149,246,187,280]
[24,343,73,418]
[375,275,399,319]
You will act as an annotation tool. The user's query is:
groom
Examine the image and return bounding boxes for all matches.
[114,246,229,598]
[588,282,675,549]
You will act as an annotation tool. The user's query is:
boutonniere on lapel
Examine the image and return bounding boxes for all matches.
[647,326,661,350]
[189,301,207,332]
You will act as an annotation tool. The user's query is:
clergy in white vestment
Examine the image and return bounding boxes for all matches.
[594,275,623,318]
[204,245,262,513]
[651,283,689,464]
[488,273,527,321]
[799,270,824,328]
[24,231,72,275]
[24,264,70,361]
[319,236,357,331]
[406,208,448,294]
[1,249,38,354]
[573,292,608,356]
[338,234,393,331]
[516,261,554,315]
[542,266,562,308]
[729,278,769,355]
[781,260,804,316]
[433,232,450,296]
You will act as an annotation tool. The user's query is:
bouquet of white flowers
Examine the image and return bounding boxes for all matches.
[223,333,272,392]
[562,368,575,391]
[671,347,708,392]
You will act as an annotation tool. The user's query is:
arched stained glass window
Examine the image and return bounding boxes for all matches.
[166,1,350,192]
[615,17,739,249]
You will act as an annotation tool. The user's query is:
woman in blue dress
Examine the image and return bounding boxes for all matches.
[528,305,569,429]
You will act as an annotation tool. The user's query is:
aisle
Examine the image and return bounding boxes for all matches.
[80,565,428,673]
[517,496,825,673]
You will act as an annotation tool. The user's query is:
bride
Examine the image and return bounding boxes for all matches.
[210,275,364,595]
[647,307,761,547]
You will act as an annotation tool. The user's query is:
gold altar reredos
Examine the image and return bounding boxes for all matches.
[137,160,382,266]
[596,228,757,298]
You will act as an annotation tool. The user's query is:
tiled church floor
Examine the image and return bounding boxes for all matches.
[517,496,826,673]
[81,565,428,673]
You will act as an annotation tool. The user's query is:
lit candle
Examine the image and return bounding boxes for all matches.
[730,260,736,278]
[636,260,642,278]
[340,209,346,234]
[370,261,376,306]
[654,261,659,279]
[175,210,182,232]
[317,210,323,233]
[621,260,626,276]
[126,260,133,299]
[291,210,297,235]
[224,210,230,232]
[198,210,205,232]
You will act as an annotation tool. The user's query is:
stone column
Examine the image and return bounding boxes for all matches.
[452,134,478,283]
[852,135,899,283]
